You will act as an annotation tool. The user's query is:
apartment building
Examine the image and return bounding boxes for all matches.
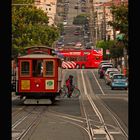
[34,0,57,26]
[93,0,128,40]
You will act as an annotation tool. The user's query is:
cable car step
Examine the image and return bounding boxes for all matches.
[24,99,52,104]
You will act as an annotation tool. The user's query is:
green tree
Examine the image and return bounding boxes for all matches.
[96,40,123,59]
[108,3,128,72]
[12,0,60,58]
[57,23,64,34]
[108,3,128,49]
[73,14,88,25]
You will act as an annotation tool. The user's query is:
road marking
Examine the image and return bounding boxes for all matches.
[91,71,105,95]
[81,70,113,140]
[81,70,105,122]
[53,114,84,123]
[81,70,88,95]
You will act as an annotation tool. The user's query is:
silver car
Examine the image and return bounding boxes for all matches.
[105,71,120,85]
[110,74,128,90]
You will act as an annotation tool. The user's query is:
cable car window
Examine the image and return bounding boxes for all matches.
[21,61,30,76]
[44,60,54,77]
[32,60,43,77]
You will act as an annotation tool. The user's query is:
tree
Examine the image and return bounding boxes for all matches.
[12,0,60,58]
[57,23,64,34]
[73,14,88,25]
[96,40,122,59]
[108,3,128,73]
[108,3,128,49]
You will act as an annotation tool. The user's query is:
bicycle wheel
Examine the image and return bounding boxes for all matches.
[71,87,80,98]
[60,85,68,98]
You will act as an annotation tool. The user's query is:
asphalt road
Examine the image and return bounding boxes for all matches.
[12,69,128,140]
[61,0,86,48]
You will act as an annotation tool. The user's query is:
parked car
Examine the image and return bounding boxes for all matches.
[98,60,110,68]
[74,31,80,35]
[110,74,128,90]
[99,65,113,78]
[98,63,113,74]
[75,42,82,47]
[104,70,120,85]
[63,20,67,25]
[74,5,78,9]
[104,68,119,79]
[85,42,94,49]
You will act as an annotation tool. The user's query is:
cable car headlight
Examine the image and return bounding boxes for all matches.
[36,84,39,87]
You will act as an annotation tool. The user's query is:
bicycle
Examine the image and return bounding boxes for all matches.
[59,85,80,98]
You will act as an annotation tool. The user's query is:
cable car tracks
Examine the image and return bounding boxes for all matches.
[12,106,47,140]
[78,69,128,140]
[12,69,128,140]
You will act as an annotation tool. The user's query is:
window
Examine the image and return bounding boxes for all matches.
[32,60,43,77]
[21,61,30,76]
[44,60,54,77]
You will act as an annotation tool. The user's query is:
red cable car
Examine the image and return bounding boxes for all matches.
[14,46,62,104]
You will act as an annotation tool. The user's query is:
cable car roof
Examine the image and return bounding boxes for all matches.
[23,46,55,55]
[18,53,60,59]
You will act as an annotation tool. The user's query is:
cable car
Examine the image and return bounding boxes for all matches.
[13,46,62,104]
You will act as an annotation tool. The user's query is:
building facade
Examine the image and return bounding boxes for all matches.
[92,0,128,41]
[34,0,57,26]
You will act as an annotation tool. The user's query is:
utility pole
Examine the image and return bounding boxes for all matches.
[111,0,116,40]
[95,10,99,43]
[87,0,92,43]
[92,1,95,47]
[88,0,95,47]
[103,4,106,41]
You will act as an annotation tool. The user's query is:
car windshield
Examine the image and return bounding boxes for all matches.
[113,75,126,79]
[103,66,112,71]
[107,70,118,74]
[110,72,117,76]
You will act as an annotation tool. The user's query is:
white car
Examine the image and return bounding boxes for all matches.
[63,20,67,25]
[98,63,114,74]
[98,60,110,67]
[104,70,120,85]
[98,65,113,78]
[104,68,119,77]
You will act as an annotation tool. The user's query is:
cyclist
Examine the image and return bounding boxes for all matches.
[65,75,74,98]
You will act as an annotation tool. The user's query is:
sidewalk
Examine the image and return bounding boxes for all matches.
[12,92,16,97]
[110,58,128,77]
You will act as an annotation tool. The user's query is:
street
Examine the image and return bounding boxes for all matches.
[11,0,128,140]
[12,69,128,140]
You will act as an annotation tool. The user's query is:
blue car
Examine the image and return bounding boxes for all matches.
[110,74,128,90]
